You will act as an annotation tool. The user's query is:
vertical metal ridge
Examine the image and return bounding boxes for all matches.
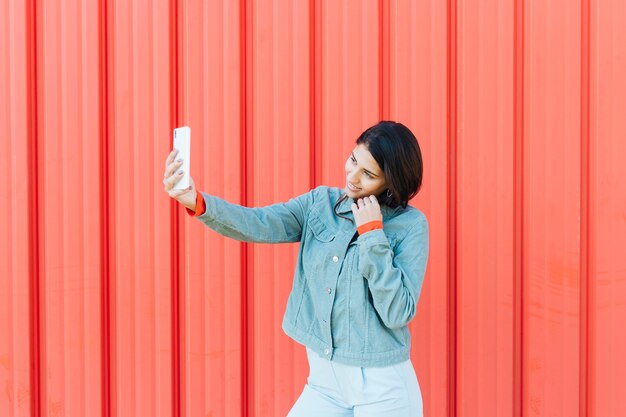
[170,1,181,417]
[579,0,591,415]
[446,0,458,416]
[378,0,390,120]
[309,0,317,189]
[105,0,119,414]
[27,0,41,415]
[315,0,324,188]
[240,0,250,415]
[99,0,112,416]
[513,0,525,416]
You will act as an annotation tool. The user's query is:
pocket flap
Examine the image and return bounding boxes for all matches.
[307,213,335,242]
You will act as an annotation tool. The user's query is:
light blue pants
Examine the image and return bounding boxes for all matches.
[287,347,423,417]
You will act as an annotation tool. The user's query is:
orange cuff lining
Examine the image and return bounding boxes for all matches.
[357,220,383,236]
[194,190,206,216]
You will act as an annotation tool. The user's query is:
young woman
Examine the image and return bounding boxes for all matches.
[163,121,428,417]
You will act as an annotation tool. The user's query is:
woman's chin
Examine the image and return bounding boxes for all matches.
[345,186,362,198]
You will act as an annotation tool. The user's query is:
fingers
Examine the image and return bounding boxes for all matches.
[163,169,185,191]
[165,148,179,170]
[164,175,192,194]
[351,195,379,213]
[164,158,183,179]
[351,195,383,229]
[356,196,378,208]
[163,149,184,192]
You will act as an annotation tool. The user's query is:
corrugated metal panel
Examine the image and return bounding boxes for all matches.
[36,0,104,416]
[525,0,582,415]
[456,0,516,416]
[1,1,34,417]
[182,1,244,416]
[1,0,625,417]
[592,0,626,415]
[107,1,176,416]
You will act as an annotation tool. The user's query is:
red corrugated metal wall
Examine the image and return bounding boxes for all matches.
[1,0,625,416]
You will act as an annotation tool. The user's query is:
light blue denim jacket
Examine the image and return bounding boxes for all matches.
[196,186,429,367]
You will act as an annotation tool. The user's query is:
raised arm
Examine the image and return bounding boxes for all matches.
[193,191,314,243]
[163,148,314,243]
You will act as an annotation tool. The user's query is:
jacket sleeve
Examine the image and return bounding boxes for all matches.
[357,214,429,329]
[194,189,314,243]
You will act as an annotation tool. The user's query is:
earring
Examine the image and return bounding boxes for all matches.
[386,189,393,198]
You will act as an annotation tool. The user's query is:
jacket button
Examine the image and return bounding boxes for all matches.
[332,256,339,262]
[324,348,330,355]
[326,287,332,294]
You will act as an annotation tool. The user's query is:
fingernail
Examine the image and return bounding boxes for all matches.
[179,171,184,175]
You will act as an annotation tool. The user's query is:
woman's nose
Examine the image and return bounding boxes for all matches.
[347,170,359,183]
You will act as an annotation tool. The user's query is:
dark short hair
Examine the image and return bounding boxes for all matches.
[356,120,423,209]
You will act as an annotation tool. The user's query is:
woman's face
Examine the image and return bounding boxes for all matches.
[344,144,388,199]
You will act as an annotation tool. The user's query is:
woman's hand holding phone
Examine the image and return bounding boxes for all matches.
[163,148,197,212]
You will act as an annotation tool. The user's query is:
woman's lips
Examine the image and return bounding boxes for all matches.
[347,182,361,191]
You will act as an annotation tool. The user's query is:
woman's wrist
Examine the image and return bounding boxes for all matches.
[184,190,205,216]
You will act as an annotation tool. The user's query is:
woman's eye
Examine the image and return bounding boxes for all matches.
[364,172,372,178]
[350,157,357,164]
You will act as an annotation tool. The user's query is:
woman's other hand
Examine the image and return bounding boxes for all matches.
[351,195,383,228]
[163,148,197,211]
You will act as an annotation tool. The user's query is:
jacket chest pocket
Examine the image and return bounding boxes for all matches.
[308,214,335,242]
[302,213,336,276]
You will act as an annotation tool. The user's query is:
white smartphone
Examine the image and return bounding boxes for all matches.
[172,126,191,190]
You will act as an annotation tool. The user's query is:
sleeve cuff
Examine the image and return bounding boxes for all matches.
[357,220,383,236]
[185,190,206,217]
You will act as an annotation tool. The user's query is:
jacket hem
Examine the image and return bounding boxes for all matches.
[282,319,411,368]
